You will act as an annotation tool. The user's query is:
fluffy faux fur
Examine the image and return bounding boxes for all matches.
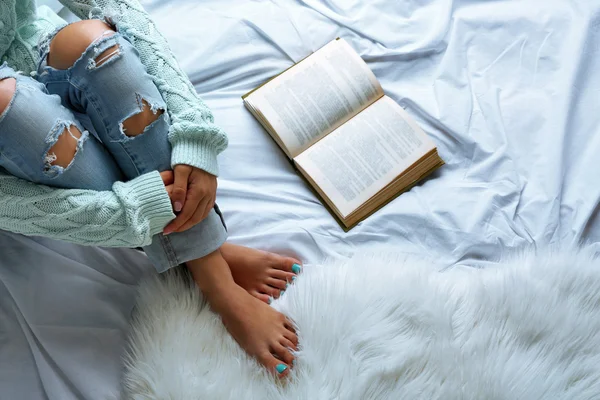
[122,249,600,399]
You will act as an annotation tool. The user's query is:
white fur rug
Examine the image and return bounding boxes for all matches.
[122,249,600,399]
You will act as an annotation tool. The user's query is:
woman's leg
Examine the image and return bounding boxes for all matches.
[0,65,124,190]
[38,20,299,374]
[220,243,301,299]
[41,20,301,298]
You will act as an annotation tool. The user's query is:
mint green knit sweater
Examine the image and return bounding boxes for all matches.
[0,0,228,247]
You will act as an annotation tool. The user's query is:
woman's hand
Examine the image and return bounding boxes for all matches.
[160,170,175,197]
[163,165,217,235]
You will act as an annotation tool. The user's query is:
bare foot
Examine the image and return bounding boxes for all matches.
[221,243,302,304]
[187,251,298,376]
[210,282,298,376]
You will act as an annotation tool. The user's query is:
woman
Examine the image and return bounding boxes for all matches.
[0,1,299,376]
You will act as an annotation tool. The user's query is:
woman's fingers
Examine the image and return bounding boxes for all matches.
[172,165,192,213]
[175,195,210,233]
[201,194,215,221]
[162,166,218,234]
[159,170,174,186]
[165,184,174,198]
[164,188,201,234]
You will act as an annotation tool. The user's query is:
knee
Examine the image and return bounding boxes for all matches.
[45,124,84,170]
[48,20,118,70]
[0,77,83,172]
[122,98,165,137]
[0,78,16,116]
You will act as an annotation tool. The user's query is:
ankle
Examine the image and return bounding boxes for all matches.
[207,283,247,315]
[186,250,237,296]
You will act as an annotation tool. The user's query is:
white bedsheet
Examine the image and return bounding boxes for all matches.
[2,0,600,398]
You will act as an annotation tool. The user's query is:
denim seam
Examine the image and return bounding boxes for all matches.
[39,67,83,93]
[160,234,179,268]
[81,84,144,176]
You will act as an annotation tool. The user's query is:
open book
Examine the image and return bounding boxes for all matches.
[243,38,444,229]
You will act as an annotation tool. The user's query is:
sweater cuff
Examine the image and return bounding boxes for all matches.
[114,171,176,236]
[168,120,228,176]
[171,138,220,176]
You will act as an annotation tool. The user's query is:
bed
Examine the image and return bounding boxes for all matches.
[2,0,599,398]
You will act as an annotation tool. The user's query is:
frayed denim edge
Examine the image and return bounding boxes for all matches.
[115,93,166,142]
[42,120,89,178]
[0,65,19,125]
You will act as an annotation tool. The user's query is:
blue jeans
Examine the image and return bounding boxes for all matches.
[0,29,226,273]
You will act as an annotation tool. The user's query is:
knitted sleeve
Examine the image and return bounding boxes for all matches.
[0,1,16,64]
[0,170,175,247]
[60,0,229,176]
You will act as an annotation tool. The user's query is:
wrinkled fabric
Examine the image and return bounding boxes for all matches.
[147,0,599,264]
[0,230,153,399]
[2,0,600,398]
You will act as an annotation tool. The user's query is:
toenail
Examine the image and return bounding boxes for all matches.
[281,290,286,296]
[291,276,297,282]
[268,297,273,304]
[292,264,301,274]
[276,364,288,374]
[286,283,290,288]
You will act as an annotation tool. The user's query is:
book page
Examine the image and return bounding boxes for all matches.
[294,96,436,217]
[246,39,383,158]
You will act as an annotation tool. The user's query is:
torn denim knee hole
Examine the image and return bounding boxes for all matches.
[87,33,121,70]
[0,77,18,123]
[117,94,166,140]
[136,92,164,115]
[43,121,89,178]
[0,63,20,81]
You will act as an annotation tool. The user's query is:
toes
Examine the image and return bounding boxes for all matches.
[271,342,295,366]
[271,269,297,282]
[260,353,290,377]
[283,329,299,347]
[268,254,302,274]
[275,313,296,333]
[252,291,271,304]
[290,261,302,274]
[266,277,288,290]
[281,337,298,352]
[284,259,302,274]
[283,318,296,334]
[260,284,281,299]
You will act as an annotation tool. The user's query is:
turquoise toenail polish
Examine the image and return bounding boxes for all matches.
[292,276,297,282]
[281,290,285,296]
[292,264,301,274]
[276,364,288,374]
[286,283,290,288]
[268,297,272,304]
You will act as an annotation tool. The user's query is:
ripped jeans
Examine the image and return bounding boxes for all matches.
[0,30,227,273]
